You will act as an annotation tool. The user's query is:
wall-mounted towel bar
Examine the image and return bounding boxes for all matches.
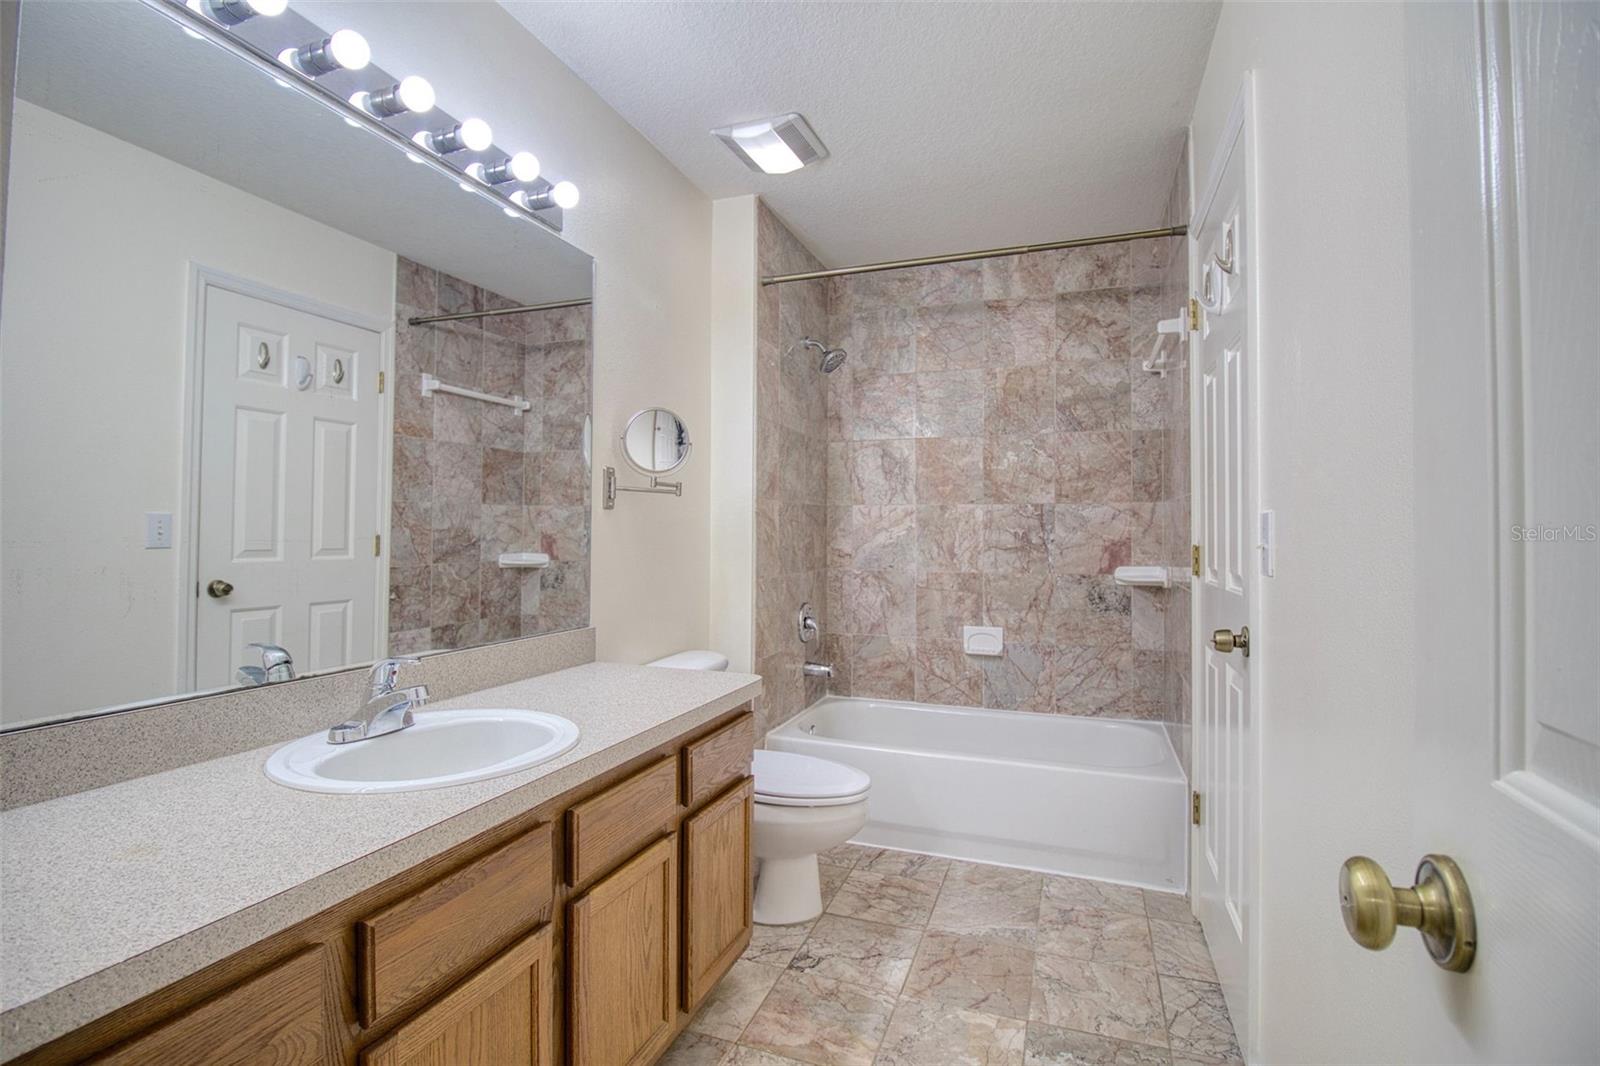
[1142,315,1189,377]
[420,373,530,413]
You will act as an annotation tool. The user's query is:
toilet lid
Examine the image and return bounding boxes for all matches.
[646,650,729,671]
[753,750,870,802]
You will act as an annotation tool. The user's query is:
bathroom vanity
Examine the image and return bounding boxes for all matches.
[0,661,759,1065]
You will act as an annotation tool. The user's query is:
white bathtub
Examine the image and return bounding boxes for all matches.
[767,696,1188,891]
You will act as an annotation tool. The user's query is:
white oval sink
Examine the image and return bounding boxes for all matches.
[265,709,580,794]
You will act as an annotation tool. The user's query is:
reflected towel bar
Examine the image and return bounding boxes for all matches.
[420,373,530,413]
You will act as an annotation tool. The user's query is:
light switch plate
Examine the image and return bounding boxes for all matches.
[144,512,173,549]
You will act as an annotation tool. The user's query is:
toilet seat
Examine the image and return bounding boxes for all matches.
[753,750,870,808]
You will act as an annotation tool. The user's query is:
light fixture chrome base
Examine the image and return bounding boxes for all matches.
[139,0,567,233]
[603,466,682,510]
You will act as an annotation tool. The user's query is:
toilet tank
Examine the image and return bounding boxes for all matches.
[645,650,729,671]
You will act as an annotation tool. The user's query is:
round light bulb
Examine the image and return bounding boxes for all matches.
[248,0,288,15]
[459,118,494,153]
[551,181,580,209]
[508,151,540,183]
[396,75,435,114]
[327,29,370,71]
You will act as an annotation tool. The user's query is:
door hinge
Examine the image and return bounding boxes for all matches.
[1188,296,1201,331]
[1192,544,1201,577]
[1192,791,1202,826]
[377,370,385,394]
[373,533,382,557]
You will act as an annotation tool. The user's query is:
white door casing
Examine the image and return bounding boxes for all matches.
[1191,78,1258,1051]
[1404,2,1599,1061]
[192,278,385,690]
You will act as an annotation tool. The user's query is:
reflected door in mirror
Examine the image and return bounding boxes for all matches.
[195,284,383,690]
[620,409,691,476]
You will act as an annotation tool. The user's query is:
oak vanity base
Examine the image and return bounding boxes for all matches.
[12,705,755,1066]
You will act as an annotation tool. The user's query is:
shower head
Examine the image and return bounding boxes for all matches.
[797,337,849,374]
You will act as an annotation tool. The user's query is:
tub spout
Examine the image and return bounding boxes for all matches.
[802,661,834,679]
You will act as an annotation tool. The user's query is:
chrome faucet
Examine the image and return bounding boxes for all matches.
[327,657,429,744]
[802,661,834,679]
[237,643,295,686]
[797,602,819,644]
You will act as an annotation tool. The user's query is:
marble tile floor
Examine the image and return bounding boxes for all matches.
[664,844,1240,1066]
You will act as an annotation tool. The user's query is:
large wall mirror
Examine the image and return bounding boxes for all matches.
[0,0,594,730]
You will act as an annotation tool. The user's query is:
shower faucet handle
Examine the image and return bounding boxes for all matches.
[797,602,819,644]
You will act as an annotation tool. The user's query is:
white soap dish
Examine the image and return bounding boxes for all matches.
[962,625,1004,657]
[1113,566,1171,588]
[498,552,551,569]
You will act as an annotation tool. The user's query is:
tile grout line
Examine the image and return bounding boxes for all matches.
[1142,894,1176,1056]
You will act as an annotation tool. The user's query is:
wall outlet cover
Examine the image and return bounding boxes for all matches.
[962,625,1004,657]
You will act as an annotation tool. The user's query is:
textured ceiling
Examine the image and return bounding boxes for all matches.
[500,0,1220,267]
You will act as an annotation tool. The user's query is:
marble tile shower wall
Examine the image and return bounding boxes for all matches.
[754,206,832,735]
[389,258,591,655]
[819,238,1188,719]
[1159,153,1195,774]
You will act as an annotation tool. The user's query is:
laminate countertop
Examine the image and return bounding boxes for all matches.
[0,662,761,1059]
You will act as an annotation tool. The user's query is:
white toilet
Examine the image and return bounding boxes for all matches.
[748,749,870,924]
[644,650,872,925]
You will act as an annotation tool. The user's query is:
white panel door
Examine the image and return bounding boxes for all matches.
[195,284,381,689]
[1192,86,1255,1044]
[1402,2,1599,1059]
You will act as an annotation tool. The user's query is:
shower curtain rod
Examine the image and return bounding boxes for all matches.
[407,296,592,327]
[759,224,1187,286]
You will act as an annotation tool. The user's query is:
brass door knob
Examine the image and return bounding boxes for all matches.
[207,579,234,599]
[1339,854,1475,972]
[1211,626,1249,657]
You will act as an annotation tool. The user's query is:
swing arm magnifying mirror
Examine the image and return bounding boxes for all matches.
[604,408,691,509]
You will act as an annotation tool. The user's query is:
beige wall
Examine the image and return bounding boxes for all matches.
[1189,3,1416,1061]
[0,102,396,726]
[708,196,759,673]
[304,1,715,666]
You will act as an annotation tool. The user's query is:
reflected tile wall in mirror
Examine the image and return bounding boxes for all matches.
[389,260,593,655]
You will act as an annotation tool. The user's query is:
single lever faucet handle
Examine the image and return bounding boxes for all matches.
[369,656,421,694]
[243,643,295,682]
[245,642,293,667]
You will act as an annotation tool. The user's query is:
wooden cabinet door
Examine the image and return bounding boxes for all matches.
[566,834,678,1066]
[92,946,343,1066]
[681,778,754,1012]
[360,927,553,1066]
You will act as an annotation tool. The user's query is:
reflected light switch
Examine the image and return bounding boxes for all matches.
[145,512,173,549]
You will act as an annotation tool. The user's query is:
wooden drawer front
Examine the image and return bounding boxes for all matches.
[358,822,553,1027]
[567,834,679,1066]
[566,756,678,886]
[361,926,554,1066]
[681,712,754,810]
[92,946,341,1065]
[681,778,755,1012]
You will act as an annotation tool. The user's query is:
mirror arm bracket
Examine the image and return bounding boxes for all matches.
[602,466,683,510]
